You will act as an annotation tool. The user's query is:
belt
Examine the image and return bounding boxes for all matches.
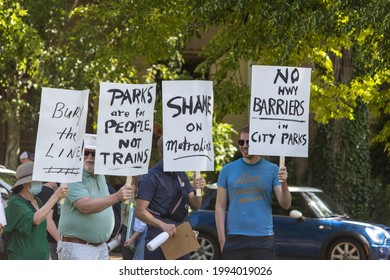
[62,236,103,247]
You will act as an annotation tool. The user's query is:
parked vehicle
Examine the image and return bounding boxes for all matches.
[0,165,16,207]
[189,184,390,260]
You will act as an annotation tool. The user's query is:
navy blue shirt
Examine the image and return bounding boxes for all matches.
[137,160,193,238]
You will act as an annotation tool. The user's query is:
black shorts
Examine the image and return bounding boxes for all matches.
[222,235,276,260]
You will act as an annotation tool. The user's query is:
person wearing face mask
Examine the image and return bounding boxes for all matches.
[2,162,68,259]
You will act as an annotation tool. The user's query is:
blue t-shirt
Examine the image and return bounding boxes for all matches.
[217,158,280,236]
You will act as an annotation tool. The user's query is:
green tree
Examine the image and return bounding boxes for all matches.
[189,0,389,220]
[0,0,45,168]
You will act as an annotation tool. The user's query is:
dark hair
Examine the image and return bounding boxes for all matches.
[240,124,249,134]
[11,185,23,196]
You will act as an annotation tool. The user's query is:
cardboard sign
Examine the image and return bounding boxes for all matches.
[160,222,200,260]
[162,80,214,171]
[94,82,156,176]
[249,65,311,157]
[33,87,89,182]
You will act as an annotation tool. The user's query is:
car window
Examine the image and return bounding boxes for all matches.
[302,191,347,218]
[272,192,315,218]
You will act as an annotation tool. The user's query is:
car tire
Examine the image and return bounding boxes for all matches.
[190,232,221,260]
[327,238,367,260]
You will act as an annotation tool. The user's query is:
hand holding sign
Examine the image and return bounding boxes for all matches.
[118,180,134,203]
[278,156,288,184]
[123,176,133,205]
[193,171,205,196]
[55,183,69,204]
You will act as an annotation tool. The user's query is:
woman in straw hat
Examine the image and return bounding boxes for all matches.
[3,162,68,259]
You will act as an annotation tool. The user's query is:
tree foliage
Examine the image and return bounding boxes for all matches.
[189,0,389,221]
[0,0,44,124]
[1,0,389,221]
[190,0,390,150]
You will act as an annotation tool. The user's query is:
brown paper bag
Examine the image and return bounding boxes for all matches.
[160,221,200,260]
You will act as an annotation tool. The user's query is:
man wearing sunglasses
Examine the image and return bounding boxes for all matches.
[215,124,291,260]
[58,134,133,260]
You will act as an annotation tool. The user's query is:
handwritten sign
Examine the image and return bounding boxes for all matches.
[94,82,156,176]
[33,87,89,182]
[249,65,311,157]
[162,80,214,171]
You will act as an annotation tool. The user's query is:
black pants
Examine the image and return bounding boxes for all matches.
[222,247,276,260]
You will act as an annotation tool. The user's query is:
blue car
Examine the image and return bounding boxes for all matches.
[189,185,390,260]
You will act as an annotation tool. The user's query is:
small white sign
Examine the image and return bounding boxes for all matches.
[162,80,214,171]
[95,82,156,176]
[0,198,6,226]
[33,87,89,182]
[249,65,311,157]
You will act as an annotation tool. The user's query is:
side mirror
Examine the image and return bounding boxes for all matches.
[289,210,305,222]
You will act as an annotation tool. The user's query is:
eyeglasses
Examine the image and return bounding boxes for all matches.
[84,150,96,157]
[238,139,250,146]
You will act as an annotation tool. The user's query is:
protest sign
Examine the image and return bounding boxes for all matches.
[94,82,156,176]
[249,65,311,158]
[0,199,6,226]
[33,87,89,183]
[162,80,214,172]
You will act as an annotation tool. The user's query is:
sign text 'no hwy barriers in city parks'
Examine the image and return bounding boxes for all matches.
[249,65,312,159]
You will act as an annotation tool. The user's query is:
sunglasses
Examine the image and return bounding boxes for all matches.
[84,150,96,157]
[238,139,250,146]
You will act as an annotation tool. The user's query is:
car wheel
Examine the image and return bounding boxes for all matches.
[327,238,367,260]
[190,233,221,260]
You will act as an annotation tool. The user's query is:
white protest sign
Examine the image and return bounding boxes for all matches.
[33,87,89,182]
[249,65,311,157]
[0,198,6,226]
[94,82,156,176]
[162,80,214,172]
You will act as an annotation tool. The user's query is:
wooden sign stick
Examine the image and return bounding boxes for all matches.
[279,156,285,183]
[59,183,67,204]
[124,176,132,204]
[194,171,202,196]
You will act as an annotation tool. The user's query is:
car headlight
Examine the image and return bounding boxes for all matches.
[365,226,390,244]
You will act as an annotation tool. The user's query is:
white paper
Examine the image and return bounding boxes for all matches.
[33,87,89,183]
[162,80,214,171]
[249,65,311,157]
[95,82,156,176]
[0,199,6,225]
[146,232,169,251]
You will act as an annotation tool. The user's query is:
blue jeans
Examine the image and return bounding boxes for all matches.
[133,229,147,260]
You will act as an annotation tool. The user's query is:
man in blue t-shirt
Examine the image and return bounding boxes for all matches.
[216,125,291,260]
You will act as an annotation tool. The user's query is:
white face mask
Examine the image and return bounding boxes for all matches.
[29,181,43,195]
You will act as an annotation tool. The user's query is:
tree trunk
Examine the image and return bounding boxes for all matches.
[5,107,21,170]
